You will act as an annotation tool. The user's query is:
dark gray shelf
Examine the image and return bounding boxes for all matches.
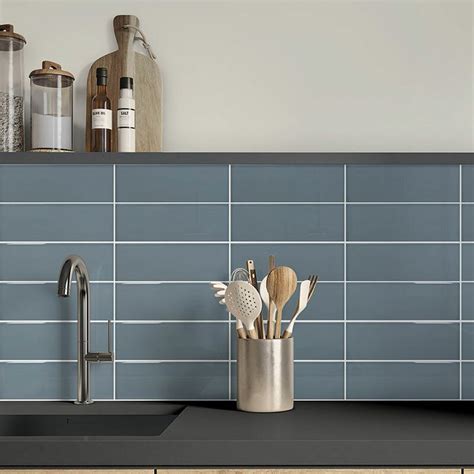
[0,152,473,164]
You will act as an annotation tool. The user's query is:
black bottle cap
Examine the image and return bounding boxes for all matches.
[96,67,108,78]
[96,67,108,85]
[120,76,133,90]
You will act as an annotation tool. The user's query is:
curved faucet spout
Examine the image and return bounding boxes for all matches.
[58,255,90,298]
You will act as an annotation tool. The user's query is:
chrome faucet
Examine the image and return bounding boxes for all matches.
[58,255,113,405]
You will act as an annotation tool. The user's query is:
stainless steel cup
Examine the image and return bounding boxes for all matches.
[237,338,294,413]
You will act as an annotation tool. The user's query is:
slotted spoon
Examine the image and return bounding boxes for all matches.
[210,281,247,339]
[225,281,262,339]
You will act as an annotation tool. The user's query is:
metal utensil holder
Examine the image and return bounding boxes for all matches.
[237,338,294,413]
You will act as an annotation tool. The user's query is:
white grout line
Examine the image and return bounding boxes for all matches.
[343,164,347,400]
[0,319,466,325]
[0,241,468,245]
[0,281,114,284]
[0,397,470,402]
[227,164,232,400]
[0,280,463,285]
[459,164,463,399]
[0,359,466,364]
[112,164,117,400]
[0,201,467,205]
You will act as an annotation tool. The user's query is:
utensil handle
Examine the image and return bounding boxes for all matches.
[237,327,248,339]
[267,319,275,339]
[282,329,292,339]
[247,328,259,340]
[246,260,265,339]
[274,308,283,339]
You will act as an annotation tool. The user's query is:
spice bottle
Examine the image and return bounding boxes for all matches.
[117,77,135,152]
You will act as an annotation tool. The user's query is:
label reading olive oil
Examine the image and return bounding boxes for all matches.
[92,109,112,130]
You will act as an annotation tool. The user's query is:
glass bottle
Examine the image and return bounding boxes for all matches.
[91,67,112,152]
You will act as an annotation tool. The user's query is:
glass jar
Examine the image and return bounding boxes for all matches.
[0,24,26,152]
[29,61,75,152]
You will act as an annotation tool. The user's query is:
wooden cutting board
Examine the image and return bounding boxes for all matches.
[85,15,162,152]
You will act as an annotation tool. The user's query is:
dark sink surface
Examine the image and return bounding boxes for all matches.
[0,402,185,437]
[0,414,177,437]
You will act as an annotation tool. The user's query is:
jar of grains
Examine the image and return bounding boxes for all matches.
[0,24,26,152]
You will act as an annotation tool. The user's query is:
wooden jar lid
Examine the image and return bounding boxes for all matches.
[0,24,26,50]
[29,60,75,81]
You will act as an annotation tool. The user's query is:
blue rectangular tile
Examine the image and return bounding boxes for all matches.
[462,323,474,360]
[0,244,113,281]
[347,283,459,320]
[462,204,474,240]
[116,362,228,399]
[0,283,113,321]
[347,362,459,399]
[116,204,227,241]
[232,165,343,202]
[347,205,458,241]
[230,362,344,400]
[0,165,112,202]
[347,165,458,202]
[231,244,343,281]
[462,283,474,320]
[295,363,344,399]
[462,165,474,202]
[116,284,226,321]
[281,282,343,321]
[347,323,459,360]
[232,205,343,241]
[0,322,109,360]
[116,165,228,202]
[462,244,474,280]
[116,323,227,360]
[347,244,459,281]
[462,363,474,399]
[116,244,228,281]
[0,205,112,241]
[0,362,113,399]
[293,323,343,360]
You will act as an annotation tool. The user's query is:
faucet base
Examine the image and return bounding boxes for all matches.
[74,400,94,405]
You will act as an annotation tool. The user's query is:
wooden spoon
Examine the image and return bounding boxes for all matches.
[266,266,298,339]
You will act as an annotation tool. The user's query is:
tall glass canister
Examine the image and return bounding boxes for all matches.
[29,61,74,152]
[0,24,26,152]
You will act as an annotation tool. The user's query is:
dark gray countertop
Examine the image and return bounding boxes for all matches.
[0,401,473,468]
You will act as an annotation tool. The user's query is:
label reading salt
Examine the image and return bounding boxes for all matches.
[118,109,135,128]
[92,109,112,130]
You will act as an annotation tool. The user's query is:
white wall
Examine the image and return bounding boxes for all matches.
[2,0,472,152]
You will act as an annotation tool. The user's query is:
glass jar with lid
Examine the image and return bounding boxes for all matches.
[29,61,75,152]
[0,24,26,152]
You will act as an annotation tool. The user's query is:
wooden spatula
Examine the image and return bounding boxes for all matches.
[266,266,298,339]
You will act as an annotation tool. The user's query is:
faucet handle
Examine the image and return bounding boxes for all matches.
[85,320,114,363]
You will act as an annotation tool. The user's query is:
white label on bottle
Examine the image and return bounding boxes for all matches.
[118,109,135,128]
[92,109,112,130]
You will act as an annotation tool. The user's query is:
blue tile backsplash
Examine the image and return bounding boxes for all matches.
[0,163,472,401]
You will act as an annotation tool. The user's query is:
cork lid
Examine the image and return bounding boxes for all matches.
[0,24,26,50]
[29,61,75,81]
